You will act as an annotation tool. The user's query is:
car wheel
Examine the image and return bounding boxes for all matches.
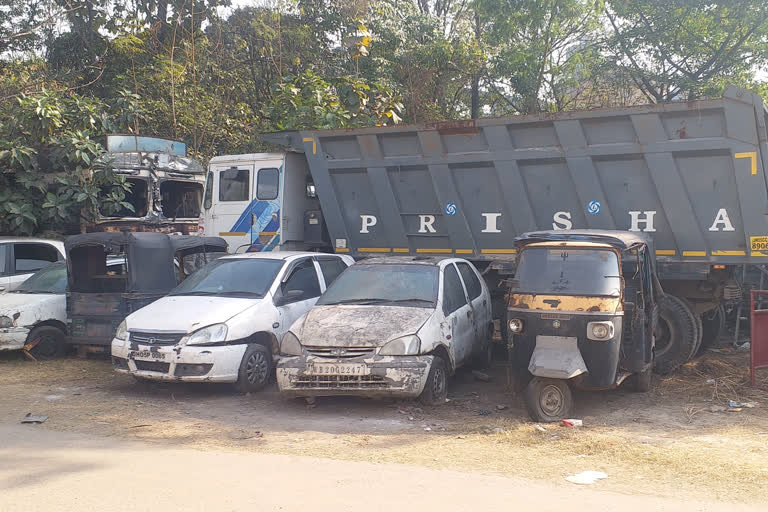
[26,326,65,360]
[523,377,573,422]
[419,355,448,406]
[235,344,272,393]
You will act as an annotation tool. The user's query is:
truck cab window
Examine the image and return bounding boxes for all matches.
[219,168,249,202]
[100,178,148,217]
[256,168,279,200]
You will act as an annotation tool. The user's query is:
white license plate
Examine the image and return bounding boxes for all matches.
[306,362,368,375]
[128,350,166,360]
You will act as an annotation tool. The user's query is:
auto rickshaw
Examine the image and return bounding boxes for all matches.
[65,231,227,349]
[506,230,660,422]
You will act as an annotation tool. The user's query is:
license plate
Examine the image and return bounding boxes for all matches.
[306,362,368,375]
[128,350,166,360]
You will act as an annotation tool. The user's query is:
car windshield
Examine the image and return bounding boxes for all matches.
[317,264,439,308]
[169,258,284,298]
[13,262,67,294]
[514,247,621,296]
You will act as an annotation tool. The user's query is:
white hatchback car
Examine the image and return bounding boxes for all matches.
[0,238,65,293]
[277,257,493,404]
[111,252,354,392]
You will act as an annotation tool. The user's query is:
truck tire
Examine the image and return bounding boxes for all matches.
[653,295,698,374]
[235,344,272,393]
[26,325,66,360]
[523,377,573,423]
[680,299,703,360]
[700,305,725,352]
[419,355,448,406]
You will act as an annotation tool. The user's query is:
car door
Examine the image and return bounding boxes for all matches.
[0,244,9,293]
[441,262,473,367]
[8,242,61,291]
[456,261,490,346]
[274,257,324,341]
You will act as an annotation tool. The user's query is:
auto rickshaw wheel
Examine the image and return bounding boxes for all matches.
[523,377,573,423]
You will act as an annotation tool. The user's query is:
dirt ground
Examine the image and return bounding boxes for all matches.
[1,348,767,505]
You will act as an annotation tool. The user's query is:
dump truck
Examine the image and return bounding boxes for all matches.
[200,86,768,373]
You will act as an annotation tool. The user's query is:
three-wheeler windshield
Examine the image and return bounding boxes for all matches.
[514,247,621,296]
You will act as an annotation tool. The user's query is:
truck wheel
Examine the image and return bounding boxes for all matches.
[419,355,448,406]
[700,305,725,352]
[26,326,65,360]
[235,344,272,393]
[681,299,703,360]
[653,295,697,374]
[523,377,573,422]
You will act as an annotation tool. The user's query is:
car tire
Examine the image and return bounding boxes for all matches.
[26,325,65,360]
[235,344,272,393]
[419,355,448,406]
[653,295,698,375]
[523,377,573,423]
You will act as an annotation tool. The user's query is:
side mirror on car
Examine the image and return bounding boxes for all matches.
[275,289,304,306]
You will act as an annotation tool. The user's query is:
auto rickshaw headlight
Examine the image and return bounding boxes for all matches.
[508,318,524,334]
[587,321,615,341]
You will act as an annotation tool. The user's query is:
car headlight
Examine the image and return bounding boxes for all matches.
[0,316,13,329]
[588,321,614,341]
[186,324,228,345]
[508,318,524,334]
[379,335,421,356]
[280,331,303,356]
[114,320,128,341]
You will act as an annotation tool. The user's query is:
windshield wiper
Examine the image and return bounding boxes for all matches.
[385,298,434,304]
[324,298,393,305]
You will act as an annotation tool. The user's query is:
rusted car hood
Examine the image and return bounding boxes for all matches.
[125,296,261,333]
[298,305,433,347]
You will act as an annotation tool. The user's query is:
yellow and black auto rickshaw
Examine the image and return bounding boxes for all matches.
[506,230,660,422]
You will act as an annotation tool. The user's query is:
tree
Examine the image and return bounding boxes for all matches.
[604,0,768,102]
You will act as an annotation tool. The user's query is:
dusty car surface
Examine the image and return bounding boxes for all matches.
[276,257,493,404]
[111,252,354,392]
[0,238,65,292]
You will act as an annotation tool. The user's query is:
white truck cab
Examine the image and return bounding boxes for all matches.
[200,153,324,254]
[111,251,353,391]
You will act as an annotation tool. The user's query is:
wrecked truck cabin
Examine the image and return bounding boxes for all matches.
[92,136,205,234]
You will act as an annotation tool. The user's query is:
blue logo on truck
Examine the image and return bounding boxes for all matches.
[445,203,457,216]
[587,200,601,215]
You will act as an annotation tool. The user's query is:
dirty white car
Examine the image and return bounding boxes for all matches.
[276,257,493,404]
[0,238,65,292]
[111,252,354,392]
[0,262,69,359]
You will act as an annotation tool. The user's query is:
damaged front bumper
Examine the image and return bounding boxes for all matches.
[276,354,433,398]
[111,339,246,383]
[0,327,30,351]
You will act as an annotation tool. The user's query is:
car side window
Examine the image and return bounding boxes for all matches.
[442,264,467,316]
[12,243,60,274]
[317,257,348,287]
[0,245,7,276]
[457,262,482,300]
[219,168,249,202]
[281,259,321,302]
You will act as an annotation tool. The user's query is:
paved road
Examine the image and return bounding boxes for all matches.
[0,424,764,512]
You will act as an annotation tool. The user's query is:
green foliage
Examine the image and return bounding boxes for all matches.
[0,90,136,235]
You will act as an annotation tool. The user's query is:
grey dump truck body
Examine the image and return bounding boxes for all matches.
[264,86,768,279]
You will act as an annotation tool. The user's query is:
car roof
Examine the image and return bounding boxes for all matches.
[0,237,65,246]
[221,251,342,261]
[355,256,466,266]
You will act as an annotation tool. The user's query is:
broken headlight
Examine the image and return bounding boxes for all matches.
[379,335,421,356]
[280,331,302,356]
[186,324,228,345]
[0,316,13,328]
